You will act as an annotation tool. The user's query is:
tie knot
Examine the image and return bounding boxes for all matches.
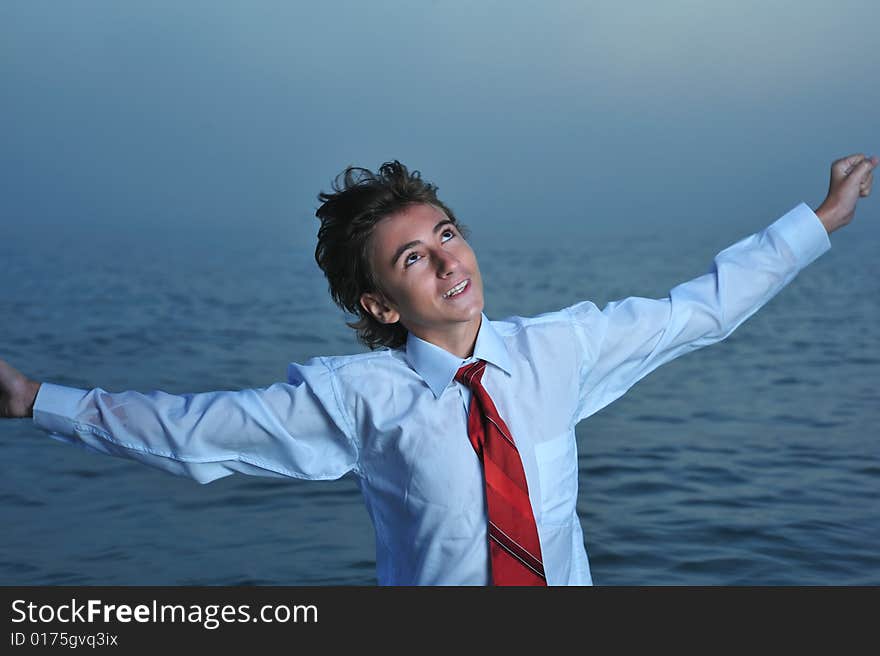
[454,359,487,389]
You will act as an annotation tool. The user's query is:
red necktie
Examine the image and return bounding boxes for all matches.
[455,359,547,586]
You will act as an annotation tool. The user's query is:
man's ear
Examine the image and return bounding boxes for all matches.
[360,291,400,325]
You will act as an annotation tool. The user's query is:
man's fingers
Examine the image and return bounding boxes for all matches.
[861,174,873,196]
[847,156,876,180]
[836,153,867,173]
[860,157,876,175]
[836,153,876,176]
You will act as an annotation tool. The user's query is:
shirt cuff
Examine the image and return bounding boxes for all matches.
[767,202,831,269]
[32,382,90,437]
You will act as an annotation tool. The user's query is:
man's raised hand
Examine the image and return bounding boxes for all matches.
[0,359,41,419]
[814,153,877,233]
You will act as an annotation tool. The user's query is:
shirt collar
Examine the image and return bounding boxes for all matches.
[404,312,513,399]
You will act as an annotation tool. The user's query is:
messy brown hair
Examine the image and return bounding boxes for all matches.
[314,160,470,350]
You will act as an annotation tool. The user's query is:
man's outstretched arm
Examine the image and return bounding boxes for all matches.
[0,358,360,484]
[567,153,875,423]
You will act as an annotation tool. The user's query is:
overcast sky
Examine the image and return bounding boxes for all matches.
[3,1,877,250]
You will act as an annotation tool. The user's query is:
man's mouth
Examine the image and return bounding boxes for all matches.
[443,279,470,299]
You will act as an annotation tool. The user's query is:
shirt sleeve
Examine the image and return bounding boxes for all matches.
[31,356,360,484]
[565,202,831,423]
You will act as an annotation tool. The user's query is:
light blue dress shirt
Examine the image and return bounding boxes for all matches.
[32,202,831,585]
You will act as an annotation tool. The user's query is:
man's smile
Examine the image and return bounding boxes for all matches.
[443,278,471,299]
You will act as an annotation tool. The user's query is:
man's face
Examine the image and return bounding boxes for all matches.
[360,203,485,350]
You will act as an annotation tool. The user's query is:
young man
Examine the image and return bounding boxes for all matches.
[1,154,875,585]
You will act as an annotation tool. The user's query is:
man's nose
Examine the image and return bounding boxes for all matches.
[434,249,460,276]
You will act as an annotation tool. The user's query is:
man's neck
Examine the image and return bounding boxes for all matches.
[409,315,482,360]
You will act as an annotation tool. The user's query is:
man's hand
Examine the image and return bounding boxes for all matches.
[814,153,877,234]
[0,359,42,419]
